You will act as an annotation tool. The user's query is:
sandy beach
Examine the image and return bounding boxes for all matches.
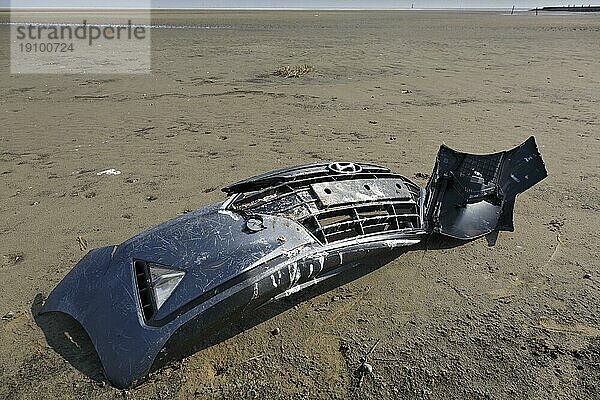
[0,10,599,399]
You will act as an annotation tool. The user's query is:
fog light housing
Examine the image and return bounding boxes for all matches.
[148,264,185,309]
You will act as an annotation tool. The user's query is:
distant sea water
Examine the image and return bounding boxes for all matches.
[0,7,536,30]
[0,21,236,29]
[7,6,598,31]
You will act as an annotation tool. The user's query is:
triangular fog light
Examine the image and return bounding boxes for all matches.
[149,264,185,309]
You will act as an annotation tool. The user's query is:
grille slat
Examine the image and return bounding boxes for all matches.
[230,165,423,244]
[223,162,393,194]
[234,171,402,207]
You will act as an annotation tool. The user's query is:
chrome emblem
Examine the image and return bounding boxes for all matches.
[328,162,363,174]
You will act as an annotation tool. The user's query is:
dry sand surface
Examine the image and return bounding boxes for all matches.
[0,10,599,400]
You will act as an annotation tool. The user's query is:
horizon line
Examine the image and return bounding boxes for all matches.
[3,6,533,10]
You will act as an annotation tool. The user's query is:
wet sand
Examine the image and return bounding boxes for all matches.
[0,10,599,399]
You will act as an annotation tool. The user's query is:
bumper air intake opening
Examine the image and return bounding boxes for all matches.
[134,260,156,321]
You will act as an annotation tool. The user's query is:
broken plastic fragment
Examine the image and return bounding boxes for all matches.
[97,168,122,176]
